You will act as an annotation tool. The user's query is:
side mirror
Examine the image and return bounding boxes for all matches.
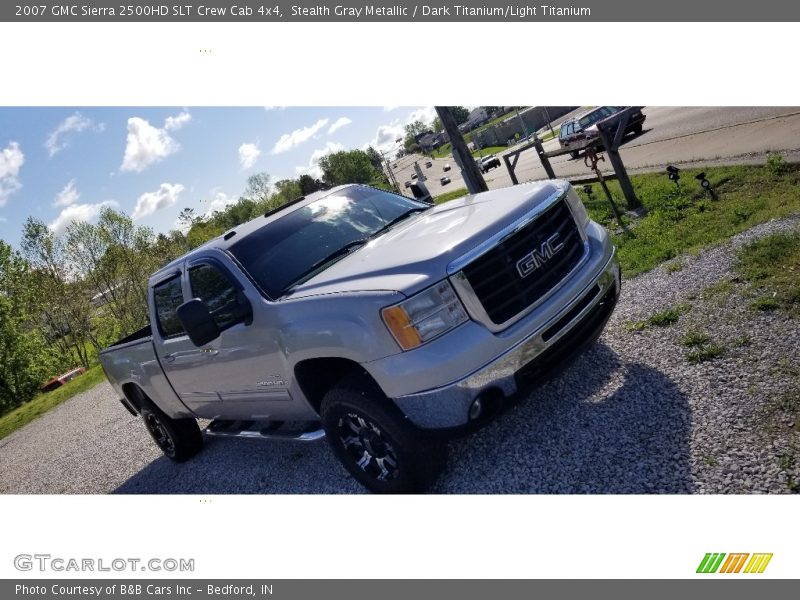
[176,299,220,346]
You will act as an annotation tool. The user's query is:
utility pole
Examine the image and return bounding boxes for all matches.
[435,106,488,194]
[542,106,555,137]
[515,108,531,139]
[380,148,400,193]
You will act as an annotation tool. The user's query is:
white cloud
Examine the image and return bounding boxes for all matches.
[53,179,80,207]
[45,112,103,157]
[365,107,438,159]
[295,141,344,179]
[383,106,400,112]
[120,111,190,173]
[132,183,184,220]
[406,106,437,126]
[48,200,118,236]
[174,191,238,233]
[164,111,192,131]
[272,118,329,154]
[373,122,405,151]
[238,143,260,169]
[263,106,285,112]
[202,191,237,218]
[0,141,24,207]
[328,117,352,135]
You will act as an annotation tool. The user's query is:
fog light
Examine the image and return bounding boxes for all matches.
[469,397,484,421]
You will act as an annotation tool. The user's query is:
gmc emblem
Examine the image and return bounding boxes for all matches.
[515,233,565,278]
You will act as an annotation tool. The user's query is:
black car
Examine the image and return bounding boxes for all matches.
[478,155,501,173]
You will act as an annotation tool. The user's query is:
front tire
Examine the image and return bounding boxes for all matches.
[140,403,203,463]
[321,373,447,493]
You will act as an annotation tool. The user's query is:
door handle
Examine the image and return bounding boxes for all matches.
[200,348,219,356]
[162,353,176,364]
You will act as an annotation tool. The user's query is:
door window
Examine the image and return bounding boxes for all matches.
[189,263,243,330]
[152,276,185,338]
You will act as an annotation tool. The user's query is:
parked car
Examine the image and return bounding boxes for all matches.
[404,181,412,188]
[440,176,451,185]
[443,164,451,171]
[100,182,620,493]
[425,160,433,168]
[41,367,87,392]
[559,107,646,159]
[478,155,501,173]
[411,173,418,179]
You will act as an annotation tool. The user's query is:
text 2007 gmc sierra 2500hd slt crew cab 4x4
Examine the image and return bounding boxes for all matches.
[100,181,620,493]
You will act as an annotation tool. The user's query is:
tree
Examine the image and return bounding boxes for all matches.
[450,106,470,125]
[318,150,384,186]
[21,218,95,368]
[0,241,59,414]
[298,174,324,195]
[431,117,444,133]
[177,207,198,229]
[243,172,272,204]
[403,120,430,151]
[273,179,303,205]
[365,146,385,173]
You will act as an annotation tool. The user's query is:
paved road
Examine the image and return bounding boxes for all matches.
[393,107,800,197]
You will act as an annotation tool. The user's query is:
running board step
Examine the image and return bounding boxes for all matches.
[204,419,325,442]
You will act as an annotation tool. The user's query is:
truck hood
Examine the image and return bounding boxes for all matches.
[287,180,567,299]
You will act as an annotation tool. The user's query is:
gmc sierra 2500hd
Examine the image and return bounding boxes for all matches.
[100,181,620,493]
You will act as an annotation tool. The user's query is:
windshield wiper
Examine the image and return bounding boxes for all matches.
[281,239,369,293]
[281,207,429,294]
[370,206,429,238]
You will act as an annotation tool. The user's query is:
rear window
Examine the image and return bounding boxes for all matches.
[152,275,185,338]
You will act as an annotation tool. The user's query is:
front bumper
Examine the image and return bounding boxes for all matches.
[391,250,621,429]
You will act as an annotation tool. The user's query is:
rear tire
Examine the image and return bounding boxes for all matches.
[570,150,580,159]
[321,373,447,493]
[140,403,203,463]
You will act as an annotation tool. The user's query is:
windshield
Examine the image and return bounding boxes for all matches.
[228,187,430,298]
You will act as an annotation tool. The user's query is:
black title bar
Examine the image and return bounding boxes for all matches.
[4,1,800,21]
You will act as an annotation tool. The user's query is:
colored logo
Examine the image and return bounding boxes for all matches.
[697,553,773,574]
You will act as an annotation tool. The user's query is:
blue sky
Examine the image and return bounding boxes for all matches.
[0,106,437,248]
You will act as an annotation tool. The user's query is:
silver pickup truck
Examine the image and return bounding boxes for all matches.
[100,181,620,493]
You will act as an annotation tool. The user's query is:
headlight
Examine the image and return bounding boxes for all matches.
[382,281,468,350]
[566,185,590,228]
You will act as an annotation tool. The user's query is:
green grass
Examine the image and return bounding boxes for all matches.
[626,305,685,332]
[625,320,648,332]
[0,365,105,441]
[682,331,710,348]
[648,307,682,327]
[686,343,726,364]
[665,260,684,274]
[750,296,780,311]
[734,231,800,316]
[577,162,800,277]
[434,187,469,204]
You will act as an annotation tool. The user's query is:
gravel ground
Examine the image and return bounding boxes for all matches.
[1,216,798,494]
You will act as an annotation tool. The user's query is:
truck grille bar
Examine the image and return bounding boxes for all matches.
[460,200,584,326]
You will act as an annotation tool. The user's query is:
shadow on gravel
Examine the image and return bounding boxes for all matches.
[114,342,692,495]
[113,433,364,494]
[439,342,694,493]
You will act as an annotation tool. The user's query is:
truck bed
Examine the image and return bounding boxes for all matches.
[100,325,152,354]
